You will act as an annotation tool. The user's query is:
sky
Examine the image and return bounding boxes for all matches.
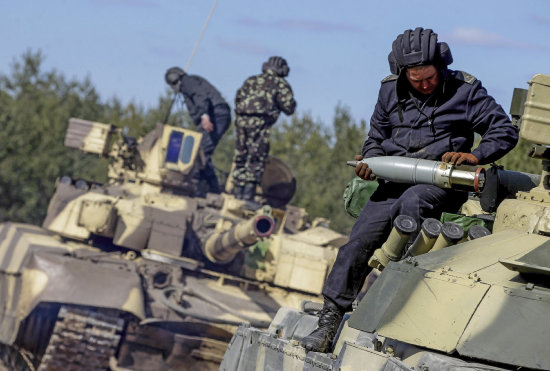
[2,0,550,129]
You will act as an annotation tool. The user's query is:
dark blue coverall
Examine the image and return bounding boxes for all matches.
[323,69,519,310]
[179,74,231,194]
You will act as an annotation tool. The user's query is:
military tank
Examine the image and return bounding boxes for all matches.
[220,74,550,371]
[0,116,346,370]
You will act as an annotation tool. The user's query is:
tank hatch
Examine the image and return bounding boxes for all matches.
[500,241,550,285]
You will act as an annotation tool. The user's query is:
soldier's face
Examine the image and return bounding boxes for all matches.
[406,65,439,95]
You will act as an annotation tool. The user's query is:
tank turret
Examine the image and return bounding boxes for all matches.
[220,74,550,371]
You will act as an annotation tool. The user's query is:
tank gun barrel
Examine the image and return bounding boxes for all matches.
[203,207,275,264]
[347,156,486,193]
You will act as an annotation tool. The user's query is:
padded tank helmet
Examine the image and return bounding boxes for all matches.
[165,66,186,92]
[262,56,290,77]
[388,27,453,75]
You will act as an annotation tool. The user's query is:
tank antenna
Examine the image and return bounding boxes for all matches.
[185,0,219,72]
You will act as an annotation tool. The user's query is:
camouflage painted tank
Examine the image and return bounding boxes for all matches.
[220,74,550,371]
[0,117,346,370]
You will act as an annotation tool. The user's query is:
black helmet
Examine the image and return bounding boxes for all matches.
[262,56,290,77]
[165,66,186,92]
[388,27,453,75]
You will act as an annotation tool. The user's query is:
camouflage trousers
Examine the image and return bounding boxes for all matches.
[232,115,273,187]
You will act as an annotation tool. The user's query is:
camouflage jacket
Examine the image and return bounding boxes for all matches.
[234,69,296,122]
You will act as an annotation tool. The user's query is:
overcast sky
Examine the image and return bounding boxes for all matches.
[2,0,550,129]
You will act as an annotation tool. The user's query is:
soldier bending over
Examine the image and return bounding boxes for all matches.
[232,56,297,201]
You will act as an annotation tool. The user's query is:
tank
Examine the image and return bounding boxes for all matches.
[220,74,550,371]
[0,117,346,370]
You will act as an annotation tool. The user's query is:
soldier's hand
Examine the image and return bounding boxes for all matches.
[354,154,376,181]
[441,152,479,166]
[201,114,214,132]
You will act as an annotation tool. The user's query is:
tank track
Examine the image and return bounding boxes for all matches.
[36,306,124,371]
[0,343,36,371]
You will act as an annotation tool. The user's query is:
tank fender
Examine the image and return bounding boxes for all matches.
[1,249,145,344]
[25,250,145,317]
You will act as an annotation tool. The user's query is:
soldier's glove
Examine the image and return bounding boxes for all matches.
[354,154,376,181]
[441,152,480,166]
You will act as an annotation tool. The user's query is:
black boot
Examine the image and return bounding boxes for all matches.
[233,185,244,199]
[242,183,256,202]
[301,299,344,353]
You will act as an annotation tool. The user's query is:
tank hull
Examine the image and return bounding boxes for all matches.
[0,220,331,370]
[221,229,550,370]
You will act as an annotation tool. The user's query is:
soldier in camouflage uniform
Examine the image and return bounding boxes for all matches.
[232,56,297,201]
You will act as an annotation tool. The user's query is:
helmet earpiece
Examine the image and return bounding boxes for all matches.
[437,42,453,67]
[388,51,399,75]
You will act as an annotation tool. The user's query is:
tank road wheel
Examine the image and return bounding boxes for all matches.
[37,306,124,371]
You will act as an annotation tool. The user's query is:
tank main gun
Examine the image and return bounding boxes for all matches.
[347,156,486,193]
[203,206,275,264]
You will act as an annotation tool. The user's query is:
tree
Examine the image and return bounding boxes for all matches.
[319,105,367,234]
[0,51,145,224]
[496,138,541,174]
[270,105,366,234]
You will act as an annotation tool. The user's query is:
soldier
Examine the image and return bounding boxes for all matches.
[232,56,297,201]
[301,27,519,353]
[165,67,231,195]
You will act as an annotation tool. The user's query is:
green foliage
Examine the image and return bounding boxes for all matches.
[211,125,236,189]
[496,138,541,174]
[269,105,367,234]
[0,50,540,236]
[0,51,147,224]
[0,51,103,223]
